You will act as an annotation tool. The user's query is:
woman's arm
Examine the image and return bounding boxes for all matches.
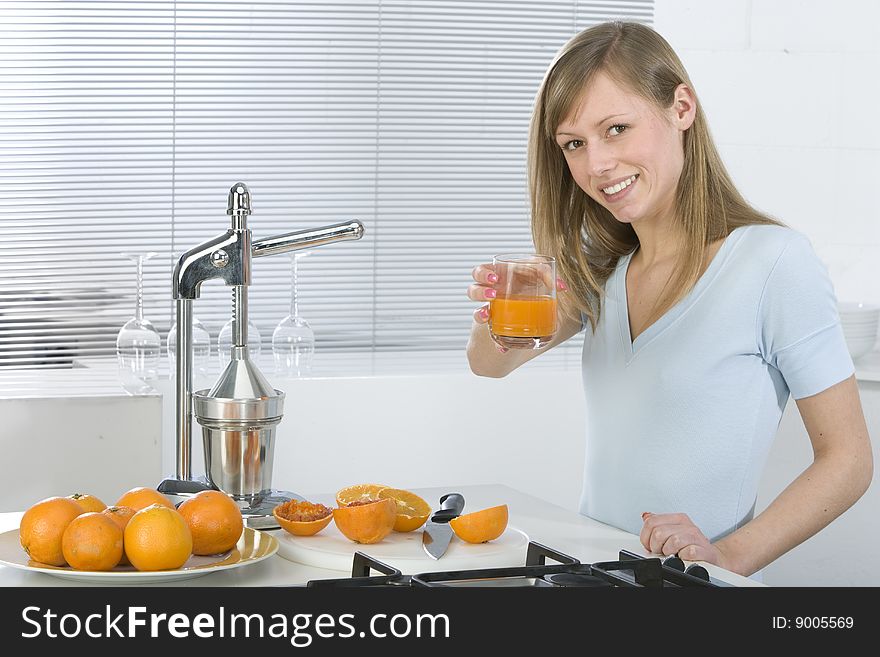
[467,310,583,378]
[714,374,873,575]
[640,375,873,576]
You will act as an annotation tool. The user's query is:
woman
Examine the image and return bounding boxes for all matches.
[466,21,873,578]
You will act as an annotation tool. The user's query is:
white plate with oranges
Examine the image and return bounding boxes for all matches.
[0,526,278,583]
[0,488,278,584]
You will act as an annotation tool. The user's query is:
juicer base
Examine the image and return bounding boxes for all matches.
[237,489,305,530]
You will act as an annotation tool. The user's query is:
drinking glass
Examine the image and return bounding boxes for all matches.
[273,251,315,376]
[218,318,262,366]
[488,254,557,349]
[167,316,212,377]
[116,251,161,394]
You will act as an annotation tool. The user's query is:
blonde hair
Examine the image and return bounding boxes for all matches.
[529,21,781,330]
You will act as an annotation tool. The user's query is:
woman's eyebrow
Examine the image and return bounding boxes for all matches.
[594,112,626,127]
[556,113,628,137]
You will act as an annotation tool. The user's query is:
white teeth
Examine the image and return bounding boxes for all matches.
[602,175,637,195]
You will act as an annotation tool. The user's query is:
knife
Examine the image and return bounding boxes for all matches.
[422,493,465,560]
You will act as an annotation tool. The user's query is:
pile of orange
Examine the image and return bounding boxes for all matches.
[19,486,244,572]
[271,483,434,544]
[272,483,509,546]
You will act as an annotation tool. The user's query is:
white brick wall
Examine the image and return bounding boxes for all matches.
[654,0,880,307]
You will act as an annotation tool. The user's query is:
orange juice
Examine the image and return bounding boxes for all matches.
[489,294,557,338]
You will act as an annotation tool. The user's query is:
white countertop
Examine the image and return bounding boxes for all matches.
[0,484,760,587]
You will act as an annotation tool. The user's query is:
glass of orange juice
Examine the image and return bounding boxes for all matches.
[489,254,557,349]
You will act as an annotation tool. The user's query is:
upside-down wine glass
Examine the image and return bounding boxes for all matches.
[273,251,315,376]
[116,251,161,395]
[217,317,262,366]
[167,315,212,378]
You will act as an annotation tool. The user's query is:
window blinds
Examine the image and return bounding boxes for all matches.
[0,0,653,370]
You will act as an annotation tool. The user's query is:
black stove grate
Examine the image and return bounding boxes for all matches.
[306,542,727,588]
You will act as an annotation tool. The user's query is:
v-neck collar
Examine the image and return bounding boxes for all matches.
[615,225,750,361]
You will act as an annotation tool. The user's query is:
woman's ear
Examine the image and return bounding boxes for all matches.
[670,83,697,131]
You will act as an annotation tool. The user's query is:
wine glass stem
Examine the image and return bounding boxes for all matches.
[135,255,144,322]
[290,255,300,319]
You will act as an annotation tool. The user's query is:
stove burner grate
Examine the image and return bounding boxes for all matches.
[305,542,726,588]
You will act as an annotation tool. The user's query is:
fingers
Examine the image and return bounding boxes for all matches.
[471,264,498,285]
[467,282,497,302]
[473,305,490,324]
[640,512,708,556]
[468,264,499,303]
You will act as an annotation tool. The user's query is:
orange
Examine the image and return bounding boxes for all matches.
[68,493,107,514]
[335,483,389,507]
[124,504,193,571]
[19,496,84,566]
[449,504,509,544]
[101,505,136,565]
[61,512,123,571]
[332,499,397,544]
[115,487,175,512]
[177,490,244,556]
[377,488,431,532]
[273,500,333,537]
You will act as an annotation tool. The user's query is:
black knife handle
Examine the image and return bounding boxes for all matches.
[431,493,465,522]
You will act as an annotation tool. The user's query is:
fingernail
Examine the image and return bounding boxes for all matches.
[485,288,497,299]
[479,307,489,319]
[497,346,508,353]
[488,273,498,284]
[557,278,568,291]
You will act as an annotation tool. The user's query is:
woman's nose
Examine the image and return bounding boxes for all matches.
[585,142,616,177]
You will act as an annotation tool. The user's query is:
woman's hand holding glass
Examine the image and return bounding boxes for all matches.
[469,258,568,353]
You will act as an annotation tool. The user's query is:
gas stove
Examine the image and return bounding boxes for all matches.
[306,541,732,588]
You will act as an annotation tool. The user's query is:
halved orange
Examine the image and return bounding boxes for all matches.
[335,483,389,507]
[273,500,334,537]
[377,488,431,532]
[449,504,508,544]
[332,499,396,544]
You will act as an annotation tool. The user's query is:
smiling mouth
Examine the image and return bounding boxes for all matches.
[600,174,638,197]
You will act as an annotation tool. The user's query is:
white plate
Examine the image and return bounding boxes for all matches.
[273,522,529,574]
[0,527,278,584]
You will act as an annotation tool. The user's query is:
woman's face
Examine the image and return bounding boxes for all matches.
[554,72,695,228]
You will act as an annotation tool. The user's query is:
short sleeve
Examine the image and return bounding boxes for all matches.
[757,232,854,399]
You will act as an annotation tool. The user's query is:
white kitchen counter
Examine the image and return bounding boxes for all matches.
[0,484,759,588]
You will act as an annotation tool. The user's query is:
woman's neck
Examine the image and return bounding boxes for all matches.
[629,216,685,269]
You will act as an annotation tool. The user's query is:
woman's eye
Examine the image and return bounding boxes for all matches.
[562,139,583,151]
[608,124,627,136]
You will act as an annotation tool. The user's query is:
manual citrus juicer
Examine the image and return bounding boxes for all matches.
[158,182,364,529]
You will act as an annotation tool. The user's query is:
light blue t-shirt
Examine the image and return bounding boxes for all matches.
[578,224,854,542]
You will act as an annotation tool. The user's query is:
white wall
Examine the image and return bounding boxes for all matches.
[654,0,880,306]
[0,396,163,512]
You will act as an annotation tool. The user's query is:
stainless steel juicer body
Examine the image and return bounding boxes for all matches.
[159,183,364,526]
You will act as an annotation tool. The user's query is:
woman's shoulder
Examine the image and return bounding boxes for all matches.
[732,223,816,265]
